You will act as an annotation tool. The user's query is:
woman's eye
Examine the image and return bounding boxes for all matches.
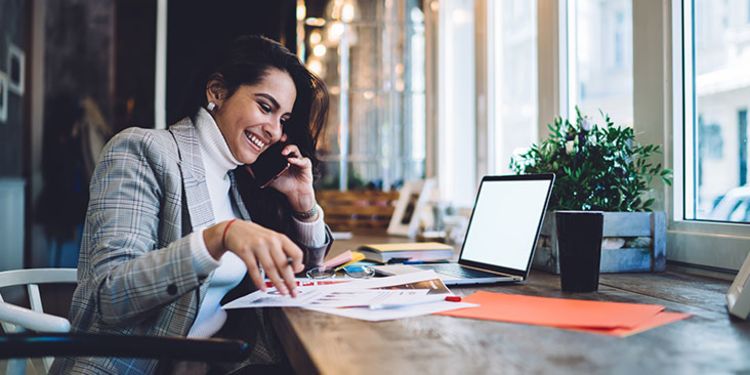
[259,103,272,113]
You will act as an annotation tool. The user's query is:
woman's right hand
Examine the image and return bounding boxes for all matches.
[203,220,304,297]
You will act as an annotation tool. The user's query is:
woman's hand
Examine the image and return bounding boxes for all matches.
[203,220,304,297]
[267,143,317,216]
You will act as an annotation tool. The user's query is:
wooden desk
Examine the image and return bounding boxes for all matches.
[272,232,750,374]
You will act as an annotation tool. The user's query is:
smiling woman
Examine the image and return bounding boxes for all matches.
[51,35,333,374]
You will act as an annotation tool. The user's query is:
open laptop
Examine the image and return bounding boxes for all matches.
[374,173,555,285]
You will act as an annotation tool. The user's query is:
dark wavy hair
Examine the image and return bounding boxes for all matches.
[182,35,329,235]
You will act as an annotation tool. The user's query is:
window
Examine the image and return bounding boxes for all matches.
[474,0,750,270]
[310,0,427,190]
[488,0,538,173]
[688,0,750,223]
[571,0,633,126]
[437,0,476,207]
[671,0,750,270]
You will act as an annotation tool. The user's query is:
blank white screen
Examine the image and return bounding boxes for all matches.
[461,179,551,270]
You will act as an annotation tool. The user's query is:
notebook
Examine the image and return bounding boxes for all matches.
[357,242,454,263]
[374,173,555,286]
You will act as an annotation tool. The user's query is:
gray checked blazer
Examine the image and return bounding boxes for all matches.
[51,117,332,374]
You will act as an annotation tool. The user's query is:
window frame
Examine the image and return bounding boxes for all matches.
[667,0,750,271]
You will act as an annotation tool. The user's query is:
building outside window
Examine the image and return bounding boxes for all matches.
[690,0,750,222]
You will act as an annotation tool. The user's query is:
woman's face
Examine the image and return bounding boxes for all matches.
[210,68,297,165]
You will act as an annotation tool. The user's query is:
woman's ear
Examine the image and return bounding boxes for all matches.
[205,74,227,110]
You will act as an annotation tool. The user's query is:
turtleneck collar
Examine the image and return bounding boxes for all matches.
[195,107,242,179]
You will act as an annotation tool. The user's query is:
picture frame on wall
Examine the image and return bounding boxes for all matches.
[387,179,435,238]
[7,43,24,96]
[0,71,8,123]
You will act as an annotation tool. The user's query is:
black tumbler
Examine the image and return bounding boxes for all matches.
[556,211,604,292]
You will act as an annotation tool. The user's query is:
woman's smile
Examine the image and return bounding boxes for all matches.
[244,130,267,152]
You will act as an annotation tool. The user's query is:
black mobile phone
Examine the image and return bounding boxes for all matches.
[247,142,291,189]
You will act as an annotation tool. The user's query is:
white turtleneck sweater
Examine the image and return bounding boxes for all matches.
[187,107,326,338]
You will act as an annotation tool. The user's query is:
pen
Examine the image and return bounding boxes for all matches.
[368,295,462,310]
[402,260,425,265]
[401,260,451,265]
[390,259,451,265]
[386,257,411,264]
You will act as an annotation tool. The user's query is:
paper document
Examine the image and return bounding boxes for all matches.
[341,270,451,293]
[223,271,476,321]
[301,271,477,321]
[307,301,478,322]
[223,288,430,309]
[224,271,448,309]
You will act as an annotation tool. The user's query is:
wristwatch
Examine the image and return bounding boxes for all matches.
[293,204,319,221]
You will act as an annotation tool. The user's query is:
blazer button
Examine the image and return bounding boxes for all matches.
[167,284,178,295]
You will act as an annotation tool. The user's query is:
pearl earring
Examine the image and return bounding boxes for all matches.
[207,102,216,112]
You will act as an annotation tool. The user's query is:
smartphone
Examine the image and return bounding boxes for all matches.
[247,142,291,189]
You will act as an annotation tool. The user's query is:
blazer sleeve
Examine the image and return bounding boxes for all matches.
[83,129,202,326]
[296,224,333,270]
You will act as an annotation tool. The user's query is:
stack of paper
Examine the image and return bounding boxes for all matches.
[436,291,690,337]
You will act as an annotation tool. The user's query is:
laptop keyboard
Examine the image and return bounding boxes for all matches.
[417,264,502,279]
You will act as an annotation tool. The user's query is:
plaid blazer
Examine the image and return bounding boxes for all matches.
[51,118,331,374]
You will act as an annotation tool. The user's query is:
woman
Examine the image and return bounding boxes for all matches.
[52,35,332,373]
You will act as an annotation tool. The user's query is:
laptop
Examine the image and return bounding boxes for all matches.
[374,173,555,285]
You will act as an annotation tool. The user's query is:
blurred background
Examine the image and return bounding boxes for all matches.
[1,0,750,271]
[0,0,437,269]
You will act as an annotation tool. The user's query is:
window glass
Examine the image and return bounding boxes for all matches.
[573,0,633,125]
[492,0,538,173]
[693,0,750,222]
[437,0,476,206]
[309,0,426,190]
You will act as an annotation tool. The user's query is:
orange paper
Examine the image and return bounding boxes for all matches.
[570,311,691,337]
[437,291,676,330]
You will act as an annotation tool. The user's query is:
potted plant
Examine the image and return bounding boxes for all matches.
[510,108,672,273]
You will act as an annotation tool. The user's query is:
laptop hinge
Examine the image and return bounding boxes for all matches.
[461,264,523,280]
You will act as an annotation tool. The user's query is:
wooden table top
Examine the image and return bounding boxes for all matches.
[271,232,750,375]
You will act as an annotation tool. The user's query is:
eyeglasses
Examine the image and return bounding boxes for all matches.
[306,264,375,279]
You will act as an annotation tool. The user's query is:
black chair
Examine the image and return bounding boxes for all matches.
[0,268,251,374]
[0,333,251,374]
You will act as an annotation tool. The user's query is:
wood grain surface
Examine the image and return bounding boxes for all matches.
[271,231,750,375]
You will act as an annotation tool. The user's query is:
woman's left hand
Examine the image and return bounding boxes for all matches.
[267,143,317,215]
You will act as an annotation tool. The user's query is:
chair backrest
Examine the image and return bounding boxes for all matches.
[0,268,77,374]
[317,190,400,231]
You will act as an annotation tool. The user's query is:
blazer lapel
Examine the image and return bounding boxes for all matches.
[169,118,215,231]
[229,170,252,221]
[169,118,216,321]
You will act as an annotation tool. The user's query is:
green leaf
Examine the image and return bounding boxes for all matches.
[508,108,668,212]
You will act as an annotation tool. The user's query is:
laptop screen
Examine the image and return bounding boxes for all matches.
[459,176,553,272]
